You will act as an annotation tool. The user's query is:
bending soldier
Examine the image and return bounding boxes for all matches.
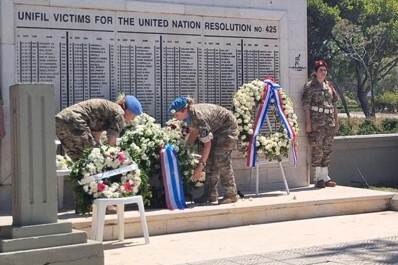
[55,95,143,161]
[169,96,239,204]
[302,59,338,188]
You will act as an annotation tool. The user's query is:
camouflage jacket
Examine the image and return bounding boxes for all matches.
[55,99,125,137]
[302,78,338,129]
[187,103,238,150]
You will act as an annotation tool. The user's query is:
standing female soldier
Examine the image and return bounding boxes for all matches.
[56,95,142,161]
[302,59,338,188]
[169,96,239,204]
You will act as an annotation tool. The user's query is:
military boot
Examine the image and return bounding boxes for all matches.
[220,194,238,204]
[314,167,325,188]
[208,194,219,205]
[323,167,336,187]
[194,186,218,205]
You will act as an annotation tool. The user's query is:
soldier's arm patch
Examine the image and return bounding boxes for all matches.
[199,128,213,143]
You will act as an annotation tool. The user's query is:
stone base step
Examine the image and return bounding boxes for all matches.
[0,230,87,252]
[57,186,395,241]
[0,240,103,265]
[0,222,72,239]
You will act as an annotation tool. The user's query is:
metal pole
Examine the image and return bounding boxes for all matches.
[279,162,290,195]
[256,163,259,195]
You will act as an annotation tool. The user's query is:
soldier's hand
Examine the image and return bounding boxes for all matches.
[192,167,203,182]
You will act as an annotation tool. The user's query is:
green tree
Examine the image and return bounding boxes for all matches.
[308,0,398,117]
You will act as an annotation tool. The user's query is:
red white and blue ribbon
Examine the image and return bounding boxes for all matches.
[246,79,298,167]
[160,144,187,210]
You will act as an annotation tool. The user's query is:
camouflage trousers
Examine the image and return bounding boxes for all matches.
[205,149,237,199]
[55,116,97,161]
[308,127,336,167]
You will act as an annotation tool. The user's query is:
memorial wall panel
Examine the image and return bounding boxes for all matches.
[15,5,280,124]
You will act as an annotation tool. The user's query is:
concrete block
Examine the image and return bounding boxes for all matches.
[330,134,398,186]
[184,5,240,18]
[287,22,307,50]
[0,185,11,213]
[0,240,103,265]
[10,84,57,226]
[287,1,307,19]
[0,222,72,238]
[0,44,15,187]
[0,0,15,44]
[0,230,87,252]
[390,194,398,211]
[14,0,50,5]
[166,216,209,234]
[239,9,284,20]
[50,0,125,10]
[126,1,185,14]
[69,187,394,240]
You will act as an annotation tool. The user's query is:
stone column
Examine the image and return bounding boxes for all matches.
[10,84,58,226]
[0,84,103,265]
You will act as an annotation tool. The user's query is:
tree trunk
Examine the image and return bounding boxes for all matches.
[369,74,376,117]
[332,80,350,117]
[357,89,371,118]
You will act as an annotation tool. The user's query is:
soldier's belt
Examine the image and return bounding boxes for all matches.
[311,106,334,114]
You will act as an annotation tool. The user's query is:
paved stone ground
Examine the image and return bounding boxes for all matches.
[182,236,398,265]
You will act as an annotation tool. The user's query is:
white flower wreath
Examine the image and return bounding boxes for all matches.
[75,146,141,199]
[232,79,299,162]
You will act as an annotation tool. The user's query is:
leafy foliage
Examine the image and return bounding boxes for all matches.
[308,0,398,117]
[338,117,398,135]
[119,114,198,208]
[374,91,398,112]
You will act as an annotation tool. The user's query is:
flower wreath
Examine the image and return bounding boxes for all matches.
[232,79,299,162]
[69,145,141,213]
[118,114,198,208]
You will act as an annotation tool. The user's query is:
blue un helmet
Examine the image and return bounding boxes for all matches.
[169,96,188,114]
[125,95,143,115]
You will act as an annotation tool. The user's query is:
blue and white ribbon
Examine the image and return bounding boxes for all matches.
[160,144,187,210]
[247,79,298,167]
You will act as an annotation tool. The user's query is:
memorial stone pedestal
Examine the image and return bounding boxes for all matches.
[0,84,103,265]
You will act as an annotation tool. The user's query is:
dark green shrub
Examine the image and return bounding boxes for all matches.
[357,119,381,135]
[374,91,398,112]
[338,117,398,135]
[381,118,398,133]
[338,119,354,136]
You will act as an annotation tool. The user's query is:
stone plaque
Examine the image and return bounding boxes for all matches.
[15,5,280,123]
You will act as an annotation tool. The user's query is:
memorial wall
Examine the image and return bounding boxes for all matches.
[15,5,279,123]
[0,0,308,210]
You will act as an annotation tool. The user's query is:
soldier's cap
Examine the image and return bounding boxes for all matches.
[125,95,143,115]
[169,96,188,114]
[314,59,328,71]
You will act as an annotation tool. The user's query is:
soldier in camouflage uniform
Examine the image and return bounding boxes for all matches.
[55,96,142,161]
[169,96,239,204]
[302,59,338,188]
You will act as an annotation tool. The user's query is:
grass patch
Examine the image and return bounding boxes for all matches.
[369,186,398,193]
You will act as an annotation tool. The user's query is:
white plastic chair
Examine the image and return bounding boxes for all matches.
[90,195,150,243]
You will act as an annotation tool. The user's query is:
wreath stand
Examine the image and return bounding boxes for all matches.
[251,117,290,196]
